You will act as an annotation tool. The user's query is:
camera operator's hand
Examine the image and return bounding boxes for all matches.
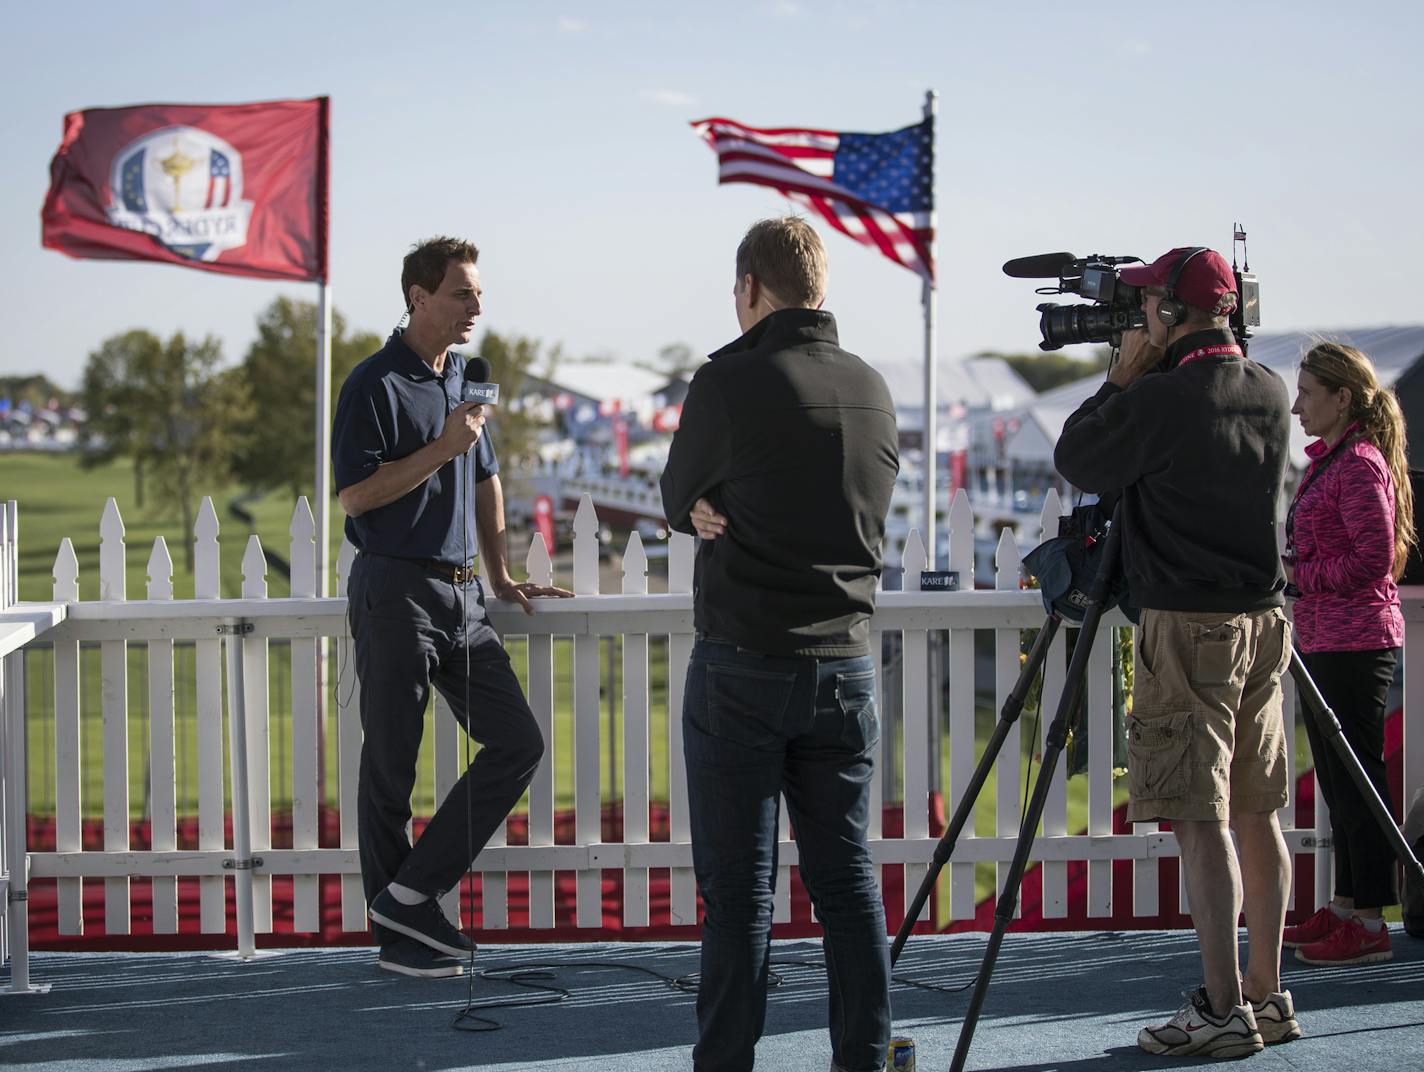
[1109,329,1165,389]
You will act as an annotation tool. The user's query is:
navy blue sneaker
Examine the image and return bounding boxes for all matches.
[369,887,476,958]
[377,935,465,978]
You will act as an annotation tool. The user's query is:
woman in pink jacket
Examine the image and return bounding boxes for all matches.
[1282,341,1415,966]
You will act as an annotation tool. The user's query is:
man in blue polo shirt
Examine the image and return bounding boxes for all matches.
[332,235,570,978]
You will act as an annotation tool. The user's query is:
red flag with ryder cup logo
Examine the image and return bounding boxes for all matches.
[42,97,329,282]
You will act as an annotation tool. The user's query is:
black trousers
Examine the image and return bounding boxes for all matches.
[1301,648,1400,909]
[348,553,544,932]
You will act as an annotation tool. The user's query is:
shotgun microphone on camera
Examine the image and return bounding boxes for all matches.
[1001,252,1077,278]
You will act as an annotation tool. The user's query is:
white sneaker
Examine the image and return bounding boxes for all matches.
[1249,989,1301,1044]
[1138,986,1264,1058]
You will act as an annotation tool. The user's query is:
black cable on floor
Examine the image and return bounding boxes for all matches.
[449,953,976,1032]
[770,957,980,996]
[451,960,714,1032]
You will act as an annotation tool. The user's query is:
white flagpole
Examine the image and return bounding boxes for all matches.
[922,89,939,569]
[315,282,333,598]
[314,281,333,808]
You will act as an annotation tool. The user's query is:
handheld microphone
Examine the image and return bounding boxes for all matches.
[1002,252,1076,279]
[461,355,500,405]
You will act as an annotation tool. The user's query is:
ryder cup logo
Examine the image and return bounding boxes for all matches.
[106,126,254,262]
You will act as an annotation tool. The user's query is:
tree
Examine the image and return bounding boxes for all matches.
[982,347,1112,394]
[234,298,381,498]
[0,373,76,411]
[476,328,558,468]
[79,329,250,570]
[79,330,152,505]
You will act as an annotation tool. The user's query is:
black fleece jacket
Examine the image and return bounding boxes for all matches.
[659,308,899,656]
[1053,328,1290,613]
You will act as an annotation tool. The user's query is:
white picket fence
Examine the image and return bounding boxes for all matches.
[1,491,1421,995]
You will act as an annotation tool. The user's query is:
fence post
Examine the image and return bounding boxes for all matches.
[2,499,48,992]
[666,531,697,926]
[571,495,602,927]
[525,533,556,929]
[220,620,258,959]
[4,643,48,993]
[901,528,929,923]
[98,498,130,935]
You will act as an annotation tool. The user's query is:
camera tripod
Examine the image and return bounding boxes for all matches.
[890,505,1424,1072]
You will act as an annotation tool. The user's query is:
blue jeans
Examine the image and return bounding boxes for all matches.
[683,638,891,1072]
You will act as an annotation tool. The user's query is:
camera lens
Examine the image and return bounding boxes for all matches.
[1036,303,1146,351]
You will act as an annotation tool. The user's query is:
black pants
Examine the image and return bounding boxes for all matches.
[1301,648,1399,909]
[348,553,544,931]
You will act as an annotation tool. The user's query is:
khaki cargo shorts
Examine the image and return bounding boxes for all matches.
[1126,606,1291,823]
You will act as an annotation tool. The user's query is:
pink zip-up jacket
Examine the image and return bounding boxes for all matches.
[1291,428,1404,653]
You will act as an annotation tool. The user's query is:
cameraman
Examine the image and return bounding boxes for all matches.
[1054,247,1296,1058]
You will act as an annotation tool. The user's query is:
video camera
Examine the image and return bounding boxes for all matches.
[1003,227,1260,353]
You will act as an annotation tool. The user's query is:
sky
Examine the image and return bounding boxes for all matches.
[2,0,1421,392]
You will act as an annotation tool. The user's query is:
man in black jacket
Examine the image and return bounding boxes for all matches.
[1055,247,1297,1058]
[660,217,899,1072]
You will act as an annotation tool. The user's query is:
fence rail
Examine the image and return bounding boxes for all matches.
[2,491,1419,994]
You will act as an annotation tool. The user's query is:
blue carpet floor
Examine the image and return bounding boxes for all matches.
[2,928,1421,1070]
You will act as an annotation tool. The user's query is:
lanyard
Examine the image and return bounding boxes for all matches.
[1176,343,1243,368]
[1285,433,1359,555]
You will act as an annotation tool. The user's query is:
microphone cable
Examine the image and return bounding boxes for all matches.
[452,369,483,1029]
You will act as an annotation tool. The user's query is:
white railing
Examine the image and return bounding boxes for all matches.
[1,491,1420,994]
[1,500,14,979]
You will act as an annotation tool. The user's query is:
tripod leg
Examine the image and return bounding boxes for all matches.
[951,512,1124,1072]
[1289,649,1424,890]
[890,614,1062,966]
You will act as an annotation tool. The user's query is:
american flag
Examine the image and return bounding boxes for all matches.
[206,150,232,209]
[691,116,934,284]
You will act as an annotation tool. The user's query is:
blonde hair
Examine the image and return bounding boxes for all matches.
[735,217,828,309]
[1301,341,1417,579]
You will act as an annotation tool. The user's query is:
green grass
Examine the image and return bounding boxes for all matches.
[2,452,348,601]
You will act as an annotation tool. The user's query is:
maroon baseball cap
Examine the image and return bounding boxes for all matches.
[1120,247,1239,317]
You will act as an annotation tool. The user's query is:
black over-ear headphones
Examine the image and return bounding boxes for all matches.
[1155,247,1208,327]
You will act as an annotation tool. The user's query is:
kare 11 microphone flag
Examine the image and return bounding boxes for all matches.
[691,115,935,284]
[42,97,329,282]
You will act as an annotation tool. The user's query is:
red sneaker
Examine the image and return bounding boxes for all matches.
[1282,905,1345,949]
[1295,917,1392,965]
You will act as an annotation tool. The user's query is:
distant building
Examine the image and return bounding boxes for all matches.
[1004,326,1424,487]
[515,364,689,446]
[878,354,1037,454]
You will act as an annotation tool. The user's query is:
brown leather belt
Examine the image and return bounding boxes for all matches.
[363,552,477,585]
[422,559,478,585]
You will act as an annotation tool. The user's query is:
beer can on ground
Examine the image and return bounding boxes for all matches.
[887,1037,915,1071]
